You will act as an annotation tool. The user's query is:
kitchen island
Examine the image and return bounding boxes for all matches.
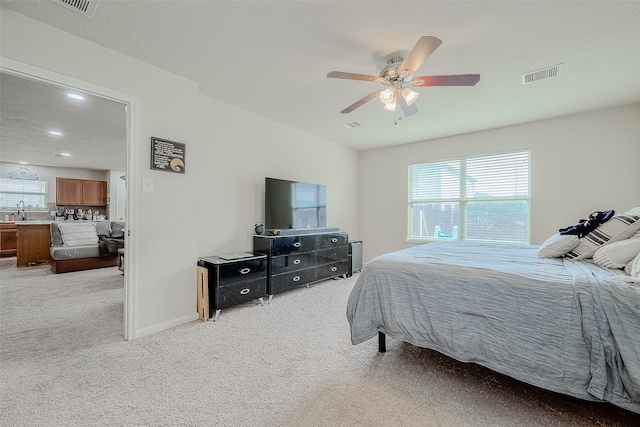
[16,221,53,267]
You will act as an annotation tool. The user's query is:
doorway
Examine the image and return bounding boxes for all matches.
[0,58,138,340]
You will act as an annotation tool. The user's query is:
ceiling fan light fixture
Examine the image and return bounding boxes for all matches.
[383,102,397,112]
[402,88,419,105]
[378,87,395,104]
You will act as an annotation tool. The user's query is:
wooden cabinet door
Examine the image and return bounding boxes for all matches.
[0,223,18,257]
[56,177,83,205]
[82,180,107,206]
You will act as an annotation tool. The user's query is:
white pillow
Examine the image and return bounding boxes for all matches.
[57,222,99,247]
[537,233,579,258]
[593,237,640,269]
[625,207,640,216]
[564,213,640,260]
[625,252,640,277]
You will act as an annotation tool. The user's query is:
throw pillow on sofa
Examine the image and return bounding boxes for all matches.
[57,222,99,247]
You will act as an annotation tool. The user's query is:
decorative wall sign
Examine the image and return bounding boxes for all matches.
[8,167,39,180]
[150,137,186,174]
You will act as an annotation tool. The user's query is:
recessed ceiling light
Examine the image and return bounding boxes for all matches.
[19,161,28,165]
[67,93,85,100]
[48,130,63,136]
[53,153,71,157]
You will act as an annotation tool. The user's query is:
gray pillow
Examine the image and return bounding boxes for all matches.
[110,221,125,238]
[50,223,63,247]
[94,220,111,236]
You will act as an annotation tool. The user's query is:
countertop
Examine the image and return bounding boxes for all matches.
[0,221,53,225]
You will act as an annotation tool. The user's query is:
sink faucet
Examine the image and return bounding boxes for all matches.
[17,200,26,220]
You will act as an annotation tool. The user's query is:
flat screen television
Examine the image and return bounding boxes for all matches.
[264,177,326,230]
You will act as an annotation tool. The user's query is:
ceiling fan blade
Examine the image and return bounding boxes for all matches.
[340,90,382,114]
[327,71,385,83]
[399,96,419,117]
[412,74,481,87]
[397,36,442,79]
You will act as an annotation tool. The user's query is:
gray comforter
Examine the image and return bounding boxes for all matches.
[346,241,640,413]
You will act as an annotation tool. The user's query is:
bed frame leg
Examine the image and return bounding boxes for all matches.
[378,331,386,353]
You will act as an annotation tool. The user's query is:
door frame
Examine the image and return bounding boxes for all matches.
[1,57,138,340]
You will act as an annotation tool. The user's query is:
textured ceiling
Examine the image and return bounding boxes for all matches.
[1,0,639,171]
[0,72,127,171]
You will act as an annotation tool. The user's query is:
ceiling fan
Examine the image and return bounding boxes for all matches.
[327,36,480,117]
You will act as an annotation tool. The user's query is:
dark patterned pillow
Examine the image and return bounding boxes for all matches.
[564,214,640,260]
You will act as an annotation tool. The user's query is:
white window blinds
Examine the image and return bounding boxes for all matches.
[408,151,530,243]
[0,178,48,210]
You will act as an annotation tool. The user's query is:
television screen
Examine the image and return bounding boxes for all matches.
[265,177,326,230]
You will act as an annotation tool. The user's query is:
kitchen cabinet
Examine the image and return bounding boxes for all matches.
[16,223,52,266]
[56,178,107,206]
[0,222,18,257]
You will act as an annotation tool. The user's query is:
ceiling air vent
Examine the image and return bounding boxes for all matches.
[521,63,564,85]
[51,0,99,18]
[342,121,362,129]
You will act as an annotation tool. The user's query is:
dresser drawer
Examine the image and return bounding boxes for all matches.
[317,261,348,279]
[270,267,316,294]
[213,277,267,310]
[316,246,349,265]
[271,235,317,255]
[316,233,348,250]
[218,258,266,286]
[271,253,316,275]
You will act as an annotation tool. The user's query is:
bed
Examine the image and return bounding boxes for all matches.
[346,240,640,414]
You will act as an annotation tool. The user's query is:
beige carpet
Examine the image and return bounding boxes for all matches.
[1,258,638,427]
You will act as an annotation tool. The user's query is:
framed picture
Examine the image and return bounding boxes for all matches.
[150,137,186,174]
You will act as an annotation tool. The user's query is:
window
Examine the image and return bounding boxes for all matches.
[408,151,530,243]
[0,178,48,210]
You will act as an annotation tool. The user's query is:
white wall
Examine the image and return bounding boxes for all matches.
[360,104,640,262]
[1,9,361,338]
[2,9,200,337]
[197,95,360,256]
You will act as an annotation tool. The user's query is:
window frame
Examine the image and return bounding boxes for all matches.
[407,150,531,244]
[0,178,49,211]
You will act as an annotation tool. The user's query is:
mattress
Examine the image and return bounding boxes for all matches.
[346,241,640,413]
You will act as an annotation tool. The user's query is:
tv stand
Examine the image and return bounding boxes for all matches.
[253,229,348,296]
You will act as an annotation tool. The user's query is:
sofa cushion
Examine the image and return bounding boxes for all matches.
[110,221,125,238]
[94,220,111,236]
[50,222,64,247]
[57,222,99,247]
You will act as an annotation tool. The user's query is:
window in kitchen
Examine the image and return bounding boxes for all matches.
[0,178,48,210]
[408,150,530,243]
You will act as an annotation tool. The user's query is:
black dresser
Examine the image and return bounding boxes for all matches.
[253,230,349,297]
[197,253,267,321]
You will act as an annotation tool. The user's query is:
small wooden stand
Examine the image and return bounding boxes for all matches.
[196,266,209,322]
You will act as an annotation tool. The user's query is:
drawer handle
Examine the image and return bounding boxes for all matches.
[293,259,301,265]
[292,276,301,282]
[331,266,338,272]
[239,268,251,275]
[293,242,301,248]
[331,238,338,243]
[240,288,250,295]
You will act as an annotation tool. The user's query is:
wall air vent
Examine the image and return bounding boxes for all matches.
[521,63,564,85]
[51,0,99,18]
[342,121,362,129]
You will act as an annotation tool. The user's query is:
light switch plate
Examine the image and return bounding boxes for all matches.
[143,178,153,192]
